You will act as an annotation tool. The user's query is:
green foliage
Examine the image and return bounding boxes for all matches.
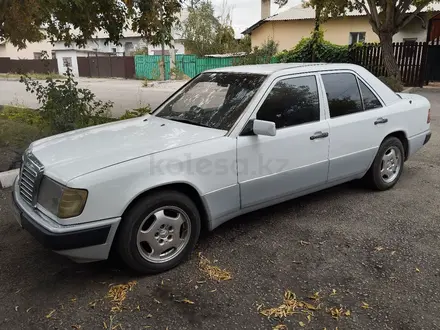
[170,66,188,80]
[20,67,114,134]
[0,106,45,127]
[0,119,45,150]
[379,76,404,92]
[119,106,152,120]
[132,46,149,56]
[1,0,181,49]
[276,32,353,63]
[181,1,250,56]
[235,39,279,65]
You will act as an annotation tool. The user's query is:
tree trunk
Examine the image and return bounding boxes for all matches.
[379,32,401,81]
[161,41,166,81]
[311,4,322,62]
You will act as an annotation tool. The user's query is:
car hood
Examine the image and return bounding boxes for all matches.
[30,115,226,183]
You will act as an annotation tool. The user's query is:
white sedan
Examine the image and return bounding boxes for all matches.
[12,63,431,273]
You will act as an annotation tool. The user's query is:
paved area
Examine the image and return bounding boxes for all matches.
[0,90,439,329]
[0,78,185,117]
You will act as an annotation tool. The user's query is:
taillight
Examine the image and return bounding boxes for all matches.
[428,109,431,124]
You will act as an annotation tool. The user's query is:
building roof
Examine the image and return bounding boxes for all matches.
[242,3,440,34]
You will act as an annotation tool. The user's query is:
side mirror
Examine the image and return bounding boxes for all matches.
[253,119,276,136]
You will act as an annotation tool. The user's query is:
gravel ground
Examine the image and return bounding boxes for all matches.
[0,90,439,330]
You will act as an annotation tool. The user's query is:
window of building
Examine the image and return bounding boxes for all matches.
[256,76,320,129]
[33,52,42,60]
[322,73,363,118]
[111,48,117,53]
[349,32,366,45]
[62,57,72,68]
[359,80,382,110]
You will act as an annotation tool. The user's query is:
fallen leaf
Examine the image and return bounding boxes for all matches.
[361,302,370,309]
[71,325,82,330]
[416,267,420,273]
[330,289,337,296]
[103,321,108,330]
[154,298,161,304]
[210,289,217,293]
[198,254,232,282]
[345,310,351,316]
[181,298,195,305]
[273,325,287,330]
[300,240,311,246]
[307,314,312,323]
[391,251,396,256]
[135,305,140,311]
[146,314,153,318]
[107,281,137,313]
[14,306,18,312]
[374,246,384,252]
[46,309,56,319]
[71,297,77,303]
[26,307,33,313]
[309,292,320,300]
[299,321,305,327]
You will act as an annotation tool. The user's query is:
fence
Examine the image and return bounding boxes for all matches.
[77,55,135,79]
[135,55,278,80]
[350,42,428,86]
[0,57,58,74]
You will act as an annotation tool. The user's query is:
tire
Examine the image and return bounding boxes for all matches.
[116,190,201,274]
[365,137,405,191]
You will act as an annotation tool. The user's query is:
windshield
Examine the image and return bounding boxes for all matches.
[155,72,267,131]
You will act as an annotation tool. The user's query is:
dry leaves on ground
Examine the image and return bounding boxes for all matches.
[107,281,137,313]
[326,306,351,320]
[258,290,319,320]
[198,253,232,282]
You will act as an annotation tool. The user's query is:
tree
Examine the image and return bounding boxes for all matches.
[181,0,238,56]
[0,0,182,50]
[299,0,440,80]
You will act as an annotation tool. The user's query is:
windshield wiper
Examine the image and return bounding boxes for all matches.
[163,117,210,128]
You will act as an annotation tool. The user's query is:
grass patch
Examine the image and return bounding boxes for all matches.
[0,72,65,80]
[0,119,46,150]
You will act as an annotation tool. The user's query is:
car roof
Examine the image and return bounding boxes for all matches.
[205,63,361,75]
[205,63,400,106]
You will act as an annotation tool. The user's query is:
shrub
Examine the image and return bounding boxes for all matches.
[276,32,352,63]
[20,67,114,134]
[234,39,279,65]
[170,67,188,80]
[379,76,404,92]
[119,106,152,120]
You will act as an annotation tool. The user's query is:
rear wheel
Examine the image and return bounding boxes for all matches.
[366,137,404,191]
[116,191,201,274]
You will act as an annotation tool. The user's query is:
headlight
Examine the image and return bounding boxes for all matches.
[37,176,88,219]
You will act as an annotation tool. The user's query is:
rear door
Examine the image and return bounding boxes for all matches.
[320,71,388,182]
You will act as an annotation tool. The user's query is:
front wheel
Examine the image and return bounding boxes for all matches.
[116,191,201,274]
[365,137,405,191]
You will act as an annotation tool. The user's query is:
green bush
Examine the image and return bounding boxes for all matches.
[20,67,114,134]
[234,39,279,65]
[119,106,152,120]
[379,76,404,92]
[276,32,352,63]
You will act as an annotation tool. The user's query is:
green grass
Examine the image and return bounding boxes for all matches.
[0,72,65,80]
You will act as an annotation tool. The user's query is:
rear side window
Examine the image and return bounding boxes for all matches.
[257,75,320,129]
[359,80,382,110]
[322,73,363,118]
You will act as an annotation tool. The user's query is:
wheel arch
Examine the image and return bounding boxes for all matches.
[121,182,211,231]
[383,130,409,161]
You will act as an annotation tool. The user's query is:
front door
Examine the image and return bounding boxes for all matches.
[237,74,330,208]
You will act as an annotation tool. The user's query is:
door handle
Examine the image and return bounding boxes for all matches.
[310,131,329,140]
[374,117,388,125]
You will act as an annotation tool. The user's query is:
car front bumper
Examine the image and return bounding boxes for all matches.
[11,177,121,263]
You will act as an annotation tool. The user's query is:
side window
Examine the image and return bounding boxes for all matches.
[256,76,320,129]
[359,80,382,110]
[322,73,363,118]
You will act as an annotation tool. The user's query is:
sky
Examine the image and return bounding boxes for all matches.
[210,0,301,36]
